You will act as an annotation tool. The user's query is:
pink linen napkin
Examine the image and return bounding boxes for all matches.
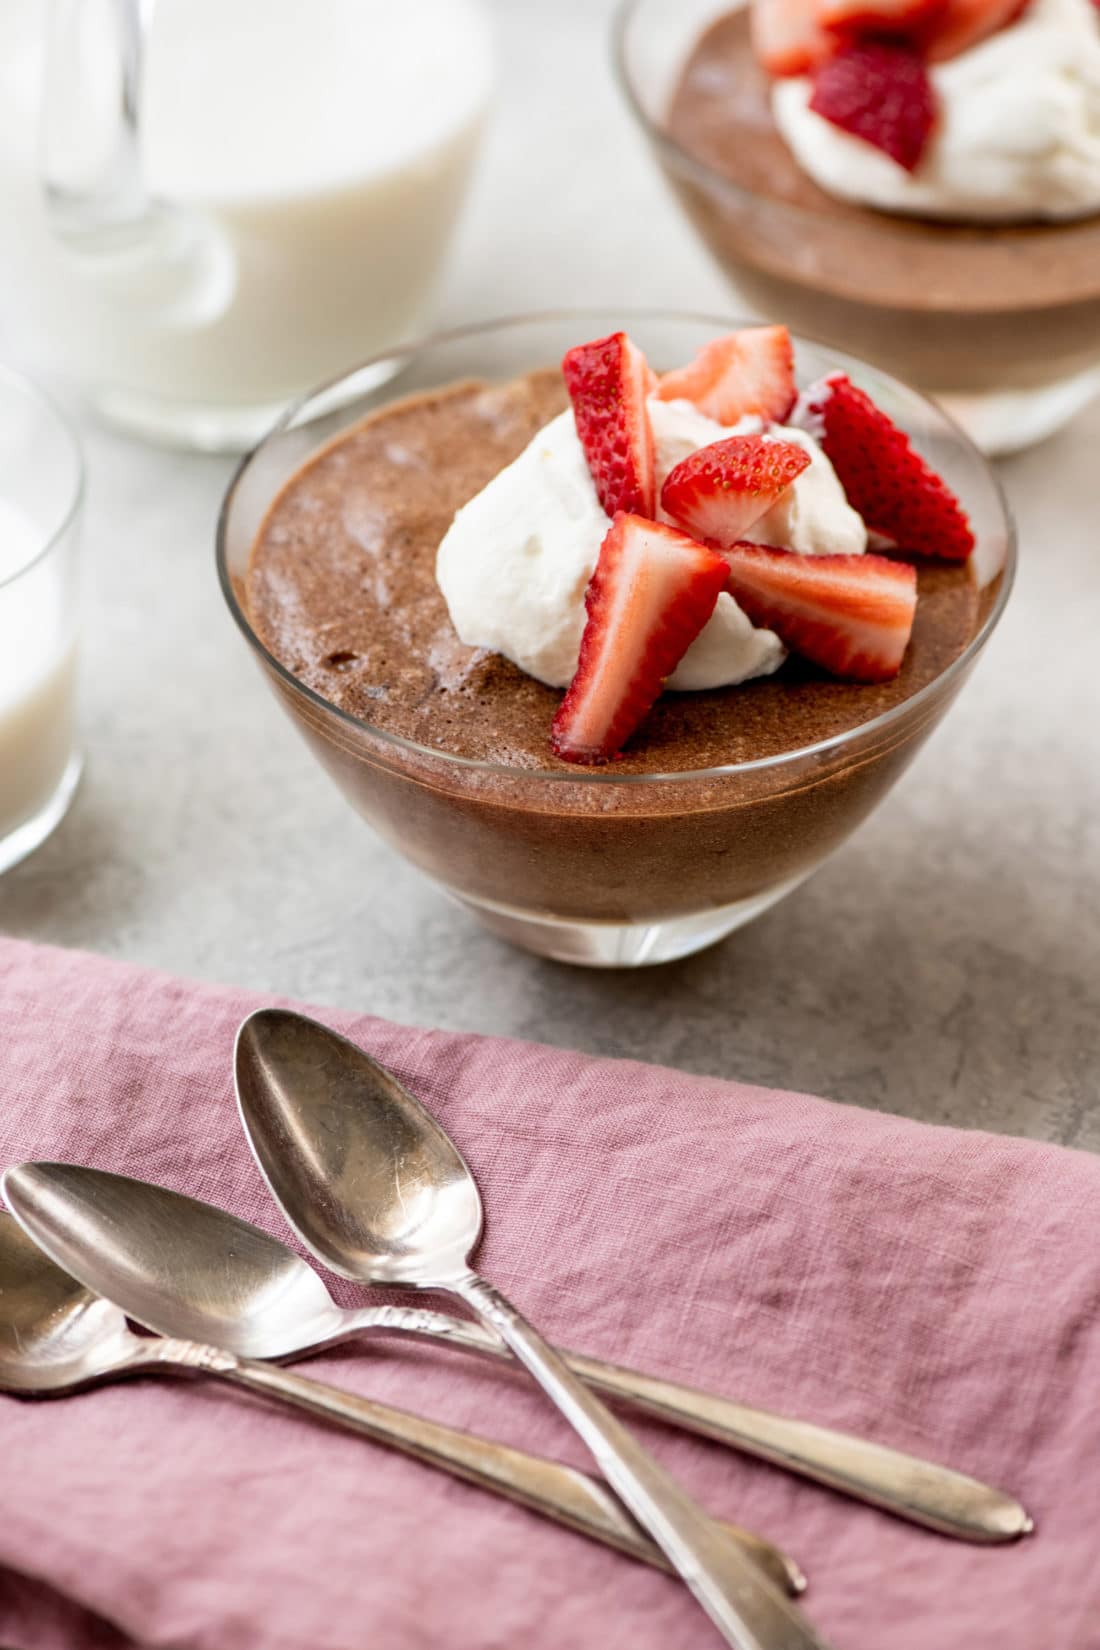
[0,936,1097,1650]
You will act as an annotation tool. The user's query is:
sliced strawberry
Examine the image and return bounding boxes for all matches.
[562,332,656,519]
[661,435,811,550]
[919,0,1027,58]
[722,544,917,681]
[657,326,798,425]
[817,0,945,36]
[752,0,836,75]
[808,42,937,172]
[550,515,729,764]
[793,373,974,561]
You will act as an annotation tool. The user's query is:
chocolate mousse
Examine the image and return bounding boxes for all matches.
[246,372,983,775]
[658,9,1100,399]
[242,343,1001,933]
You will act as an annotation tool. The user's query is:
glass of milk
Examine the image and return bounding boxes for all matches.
[0,365,83,873]
[0,0,493,451]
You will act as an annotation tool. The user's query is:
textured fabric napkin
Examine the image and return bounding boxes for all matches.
[0,936,1097,1650]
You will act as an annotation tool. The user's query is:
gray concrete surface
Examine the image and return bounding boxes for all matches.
[2,0,1096,1148]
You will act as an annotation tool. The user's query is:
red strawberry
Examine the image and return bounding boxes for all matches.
[808,42,936,172]
[722,544,917,681]
[920,0,1027,58]
[817,0,945,35]
[752,0,836,74]
[562,332,656,519]
[793,373,974,561]
[550,515,729,764]
[656,326,797,425]
[661,435,811,549]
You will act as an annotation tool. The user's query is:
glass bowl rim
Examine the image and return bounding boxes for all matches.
[609,0,1100,248]
[0,361,84,593]
[215,307,1017,789]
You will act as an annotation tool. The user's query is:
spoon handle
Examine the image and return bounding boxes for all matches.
[454,1274,833,1650]
[345,1306,1028,1542]
[149,1340,800,1596]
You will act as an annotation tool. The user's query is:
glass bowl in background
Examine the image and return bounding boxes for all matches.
[217,312,1015,968]
[613,0,1100,455]
[0,363,83,873]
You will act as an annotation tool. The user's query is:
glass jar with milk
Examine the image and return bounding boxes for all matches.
[0,367,83,873]
[0,0,493,450]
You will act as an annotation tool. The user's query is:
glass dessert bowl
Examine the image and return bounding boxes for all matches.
[217,311,1014,968]
[614,0,1100,454]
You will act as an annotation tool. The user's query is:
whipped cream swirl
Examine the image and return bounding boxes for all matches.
[772,0,1100,223]
[436,398,866,693]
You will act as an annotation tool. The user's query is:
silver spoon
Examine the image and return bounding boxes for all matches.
[2,1140,1020,1545]
[0,1196,801,1597]
[235,1008,834,1650]
[226,1023,1031,1543]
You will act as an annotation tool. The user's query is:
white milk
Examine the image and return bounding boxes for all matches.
[0,0,493,429]
[0,498,76,844]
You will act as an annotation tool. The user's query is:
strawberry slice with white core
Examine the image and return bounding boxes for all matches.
[660,434,811,549]
[722,544,918,681]
[793,372,974,561]
[656,326,798,424]
[550,514,730,765]
[817,0,944,35]
[561,332,656,519]
[752,0,836,75]
[808,41,937,173]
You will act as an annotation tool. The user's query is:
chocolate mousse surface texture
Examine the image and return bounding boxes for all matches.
[664,7,1100,312]
[245,369,986,778]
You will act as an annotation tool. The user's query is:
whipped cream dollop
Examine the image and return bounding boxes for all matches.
[436,398,866,693]
[772,0,1100,222]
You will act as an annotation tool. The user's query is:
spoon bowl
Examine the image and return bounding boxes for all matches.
[0,1213,134,1392]
[235,1008,483,1285]
[2,1162,347,1360]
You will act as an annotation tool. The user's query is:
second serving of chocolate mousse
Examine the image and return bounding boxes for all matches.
[619,0,1100,447]
[237,319,1009,961]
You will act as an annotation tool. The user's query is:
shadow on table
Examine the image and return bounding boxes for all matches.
[0,785,150,949]
[504,832,1098,1153]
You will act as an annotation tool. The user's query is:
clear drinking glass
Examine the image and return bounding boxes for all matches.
[0,0,493,451]
[0,364,83,873]
[217,312,1015,968]
[613,0,1100,455]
